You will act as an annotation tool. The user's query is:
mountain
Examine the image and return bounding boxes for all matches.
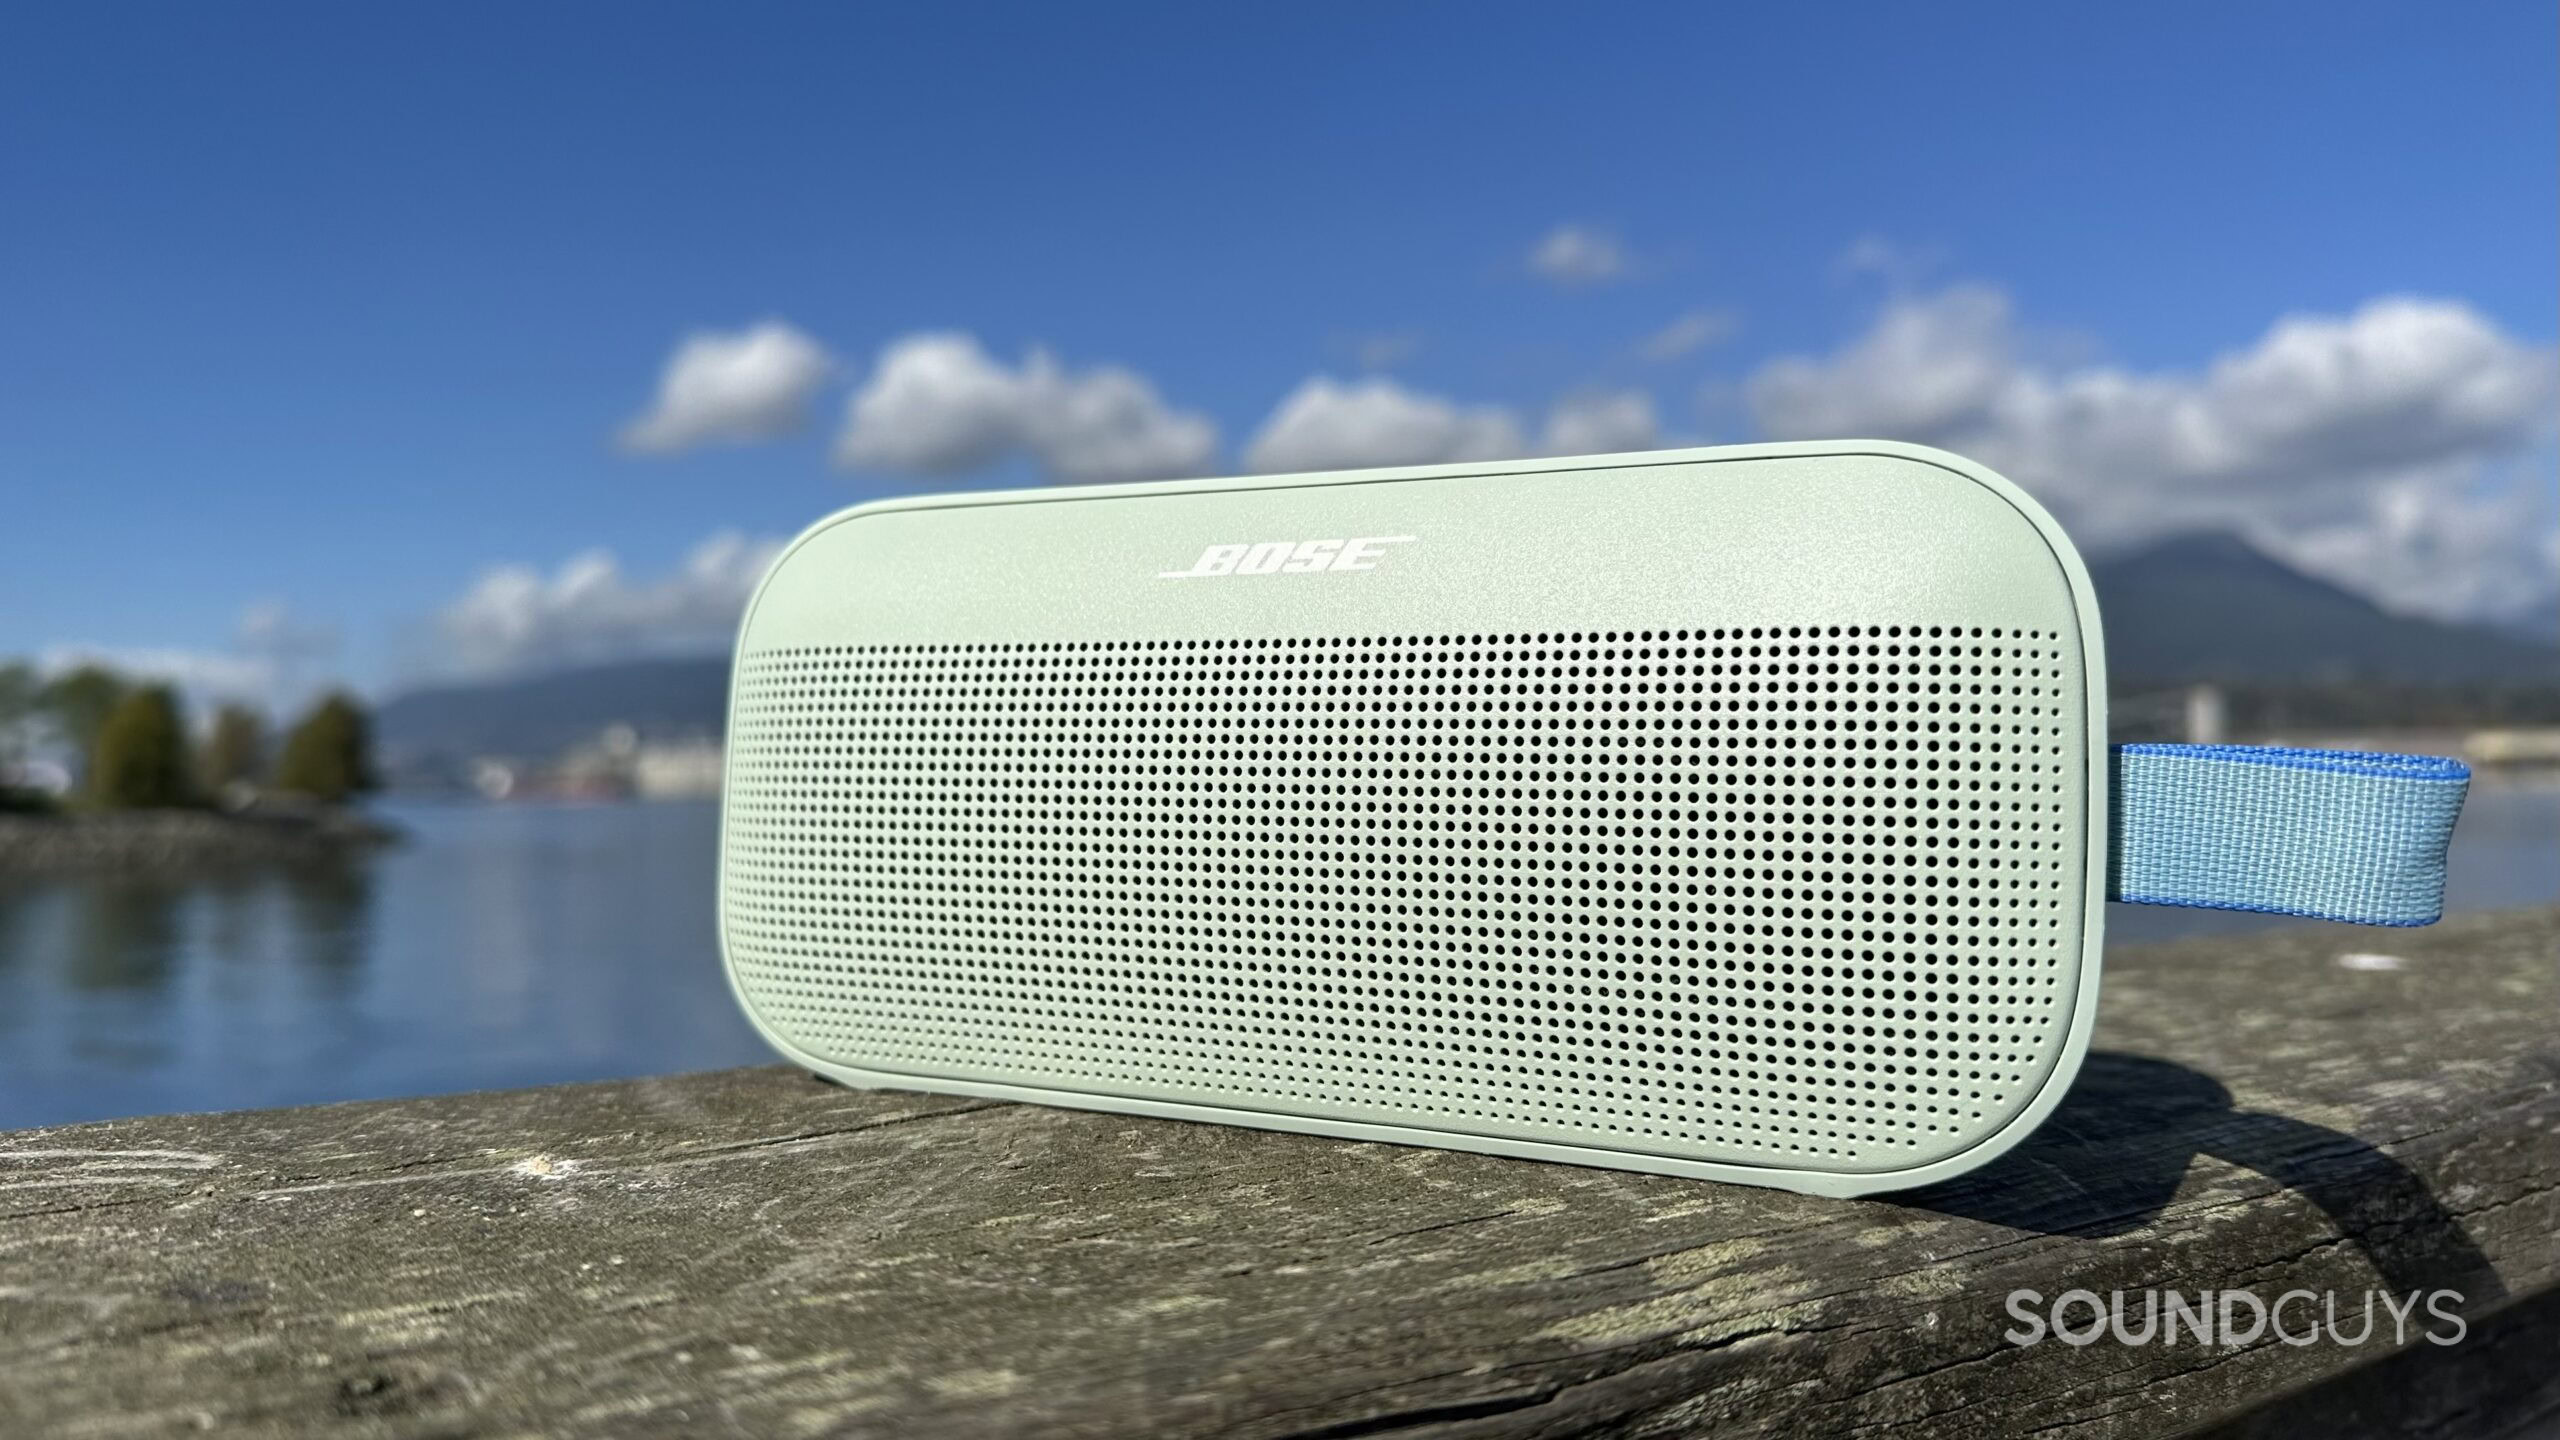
[376,656,730,762]
[2087,532,2559,687]
[370,534,2557,768]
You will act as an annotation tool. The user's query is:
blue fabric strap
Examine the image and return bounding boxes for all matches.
[2108,744,2470,927]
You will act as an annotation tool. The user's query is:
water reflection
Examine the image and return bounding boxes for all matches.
[279,857,374,991]
[0,782,2552,1131]
[0,859,386,1113]
[0,800,772,1130]
[66,877,190,993]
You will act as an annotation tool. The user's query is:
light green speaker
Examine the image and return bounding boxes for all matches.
[719,440,2108,1195]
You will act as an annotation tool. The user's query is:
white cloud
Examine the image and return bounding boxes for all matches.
[1244,377,1527,474]
[1530,224,1628,286]
[1640,309,1738,362]
[236,601,338,667]
[1746,287,2560,623]
[618,321,834,454]
[1834,234,1943,287]
[1542,390,1661,456]
[1243,378,1669,472]
[834,333,1217,484]
[433,531,784,677]
[39,646,273,705]
[1749,284,2023,442]
[2266,457,2559,626]
[39,604,341,717]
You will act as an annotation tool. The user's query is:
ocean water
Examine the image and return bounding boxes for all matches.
[2,783,2552,1131]
[0,800,761,1130]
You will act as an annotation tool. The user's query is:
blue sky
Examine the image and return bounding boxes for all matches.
[4,3,2553,703]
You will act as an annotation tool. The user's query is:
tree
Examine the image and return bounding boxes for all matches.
[89,686,194,809]
[0,661,47,811]
[0,661,35,728]
[0,660,37,769]
[201,704,268,795]
[274,692,378,804]
[38,665,131,772]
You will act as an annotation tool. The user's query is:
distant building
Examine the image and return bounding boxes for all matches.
[550,728,637,800]
[438,726,723,803]
[633,738,724,798]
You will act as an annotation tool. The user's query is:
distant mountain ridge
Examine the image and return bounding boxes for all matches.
[376,533,2558,762]
[377,657,729,762]
[2087,532,2557,687]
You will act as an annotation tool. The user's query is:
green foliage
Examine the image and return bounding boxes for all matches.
[0,660,37,769]
[89,686,195,809]
[0,662,53,810]
[39,664,131,769]
[0,661,36,736]
[274,692,377,804]
[200,704,268,793]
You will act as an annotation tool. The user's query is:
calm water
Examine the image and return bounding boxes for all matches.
[0,800,764,1130]
[2,784,2554,1131]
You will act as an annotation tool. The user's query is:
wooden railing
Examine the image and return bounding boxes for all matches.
[4,909,2555,1438]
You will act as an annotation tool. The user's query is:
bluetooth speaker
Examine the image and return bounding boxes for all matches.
[714,440,2127,1196]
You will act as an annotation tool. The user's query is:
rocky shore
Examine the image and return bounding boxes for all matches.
[0,806,400,875]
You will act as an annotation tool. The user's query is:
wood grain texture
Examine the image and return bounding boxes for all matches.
[3,909,2555,1439]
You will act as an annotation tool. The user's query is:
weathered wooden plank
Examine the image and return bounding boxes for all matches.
[3,908,2554,1439]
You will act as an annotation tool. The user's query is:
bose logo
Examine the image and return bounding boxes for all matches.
[1158,536,1416,579]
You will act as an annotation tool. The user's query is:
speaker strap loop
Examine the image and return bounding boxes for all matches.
[2106,744,2470,926]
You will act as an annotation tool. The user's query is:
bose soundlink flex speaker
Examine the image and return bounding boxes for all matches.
[718,440,2468,1196]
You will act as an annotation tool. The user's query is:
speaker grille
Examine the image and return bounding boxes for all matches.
[722,627,2084,1172]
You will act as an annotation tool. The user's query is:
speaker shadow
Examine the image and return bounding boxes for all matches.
[1902,1052,2507,1305]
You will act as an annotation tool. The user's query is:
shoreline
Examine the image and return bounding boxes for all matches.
[0,808,402,876]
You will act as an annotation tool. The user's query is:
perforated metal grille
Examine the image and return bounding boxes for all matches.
[722,626,2086,1171]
